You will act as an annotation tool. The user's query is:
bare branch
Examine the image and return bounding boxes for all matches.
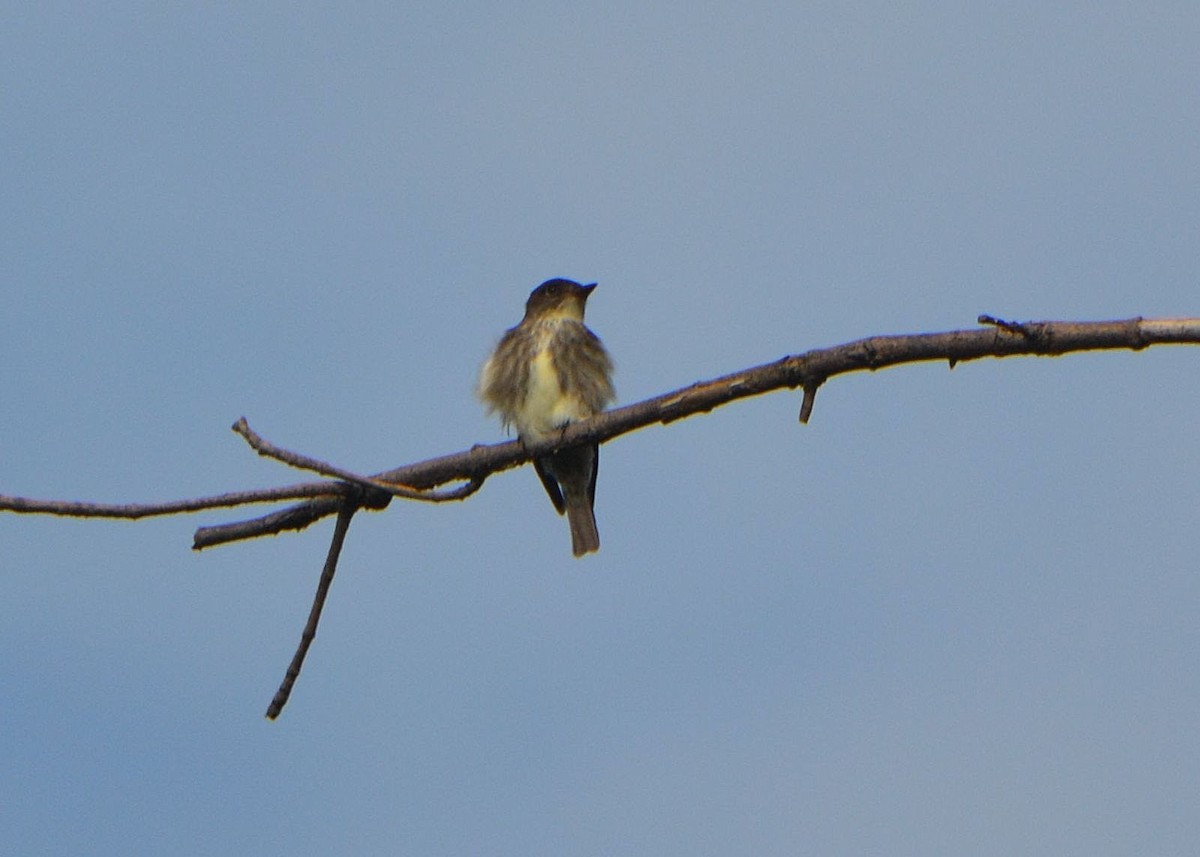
[265,502,356,720]
[5,316,1199,548]
[193,316,1200,546]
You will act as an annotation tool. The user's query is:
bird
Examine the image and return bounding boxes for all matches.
[479,278,615,556]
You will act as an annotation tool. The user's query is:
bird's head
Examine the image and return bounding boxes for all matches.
[523,278,597,322]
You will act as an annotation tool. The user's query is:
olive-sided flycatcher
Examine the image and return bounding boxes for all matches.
[479,278,615,556]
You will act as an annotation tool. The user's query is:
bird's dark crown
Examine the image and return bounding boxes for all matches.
[524,278,597,317]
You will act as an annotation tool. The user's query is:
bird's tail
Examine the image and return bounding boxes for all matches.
[564,492,600,557]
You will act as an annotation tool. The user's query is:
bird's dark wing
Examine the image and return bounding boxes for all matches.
[587,442,599,506]
[534,458,566,514]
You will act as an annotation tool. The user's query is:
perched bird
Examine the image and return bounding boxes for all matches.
[479,278,615,556]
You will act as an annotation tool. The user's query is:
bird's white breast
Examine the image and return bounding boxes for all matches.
[514,325,589,439]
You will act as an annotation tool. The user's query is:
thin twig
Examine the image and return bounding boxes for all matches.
[0,483,348,519]
[265,501,356,720]
[233,416,484,504]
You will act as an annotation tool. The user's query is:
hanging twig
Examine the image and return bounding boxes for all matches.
[265,500,357,720]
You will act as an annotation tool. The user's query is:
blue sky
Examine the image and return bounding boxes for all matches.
[2,3,1198,854]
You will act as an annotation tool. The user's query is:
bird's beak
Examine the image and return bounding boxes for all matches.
[581,282,598,298]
